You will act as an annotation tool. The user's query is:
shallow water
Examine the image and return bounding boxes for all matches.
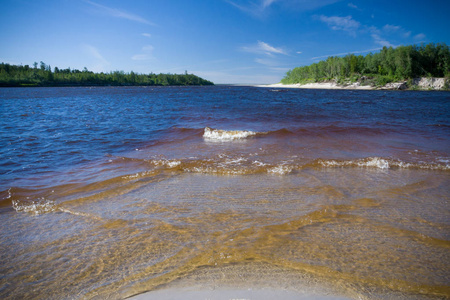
[0,86,449,299]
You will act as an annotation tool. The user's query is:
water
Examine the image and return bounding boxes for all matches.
[0,86,449,299]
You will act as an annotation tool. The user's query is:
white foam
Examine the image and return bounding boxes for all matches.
[203,127,257,141]
[268,165,293,175]
[12,198,56,215]
[319,157,391,169]
[356,157,390,169]
[317,157,450,170]
[253,160,268,167]
[223,157,247,165]
[150,159,182,168]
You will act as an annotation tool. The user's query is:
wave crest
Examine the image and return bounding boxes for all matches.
[317,157,449,170]
[203,127,258,141]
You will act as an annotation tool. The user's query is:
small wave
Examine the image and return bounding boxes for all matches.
[12,198,57,215]
[319,157,391,169]
[203,127,258,141]
[317,157,449,170]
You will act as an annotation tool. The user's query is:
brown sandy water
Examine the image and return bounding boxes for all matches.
[0,87,449,299]
[2,160,449,299]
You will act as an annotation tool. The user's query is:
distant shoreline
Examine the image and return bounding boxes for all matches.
[256,77,449,91]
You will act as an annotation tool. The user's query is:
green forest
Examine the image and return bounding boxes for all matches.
[281,43,450,86]
[0,62,214,87]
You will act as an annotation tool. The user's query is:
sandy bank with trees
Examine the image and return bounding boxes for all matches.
[277,43,449,91]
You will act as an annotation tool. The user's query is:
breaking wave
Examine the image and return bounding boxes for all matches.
[203,127,260,141]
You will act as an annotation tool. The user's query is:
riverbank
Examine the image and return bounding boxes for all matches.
[256,77,449,90]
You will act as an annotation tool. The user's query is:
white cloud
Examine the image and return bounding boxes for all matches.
[258,41,286,55]
[348,3,358,9]
[82,45,104,61]
[371,33,394,47]
[132,45,155,61]
[227,0,339,18]
[84,0,155,26]
[262,0,278,8]
[296,51,302,54]
[242,41,287,56]
[81,44,110,72]
[142,33,152,38]
[317,15,360,36]
[311,47,382,60]
[226,0,277,17]
[414,33,426,41]
[383,24,401,32]
[367,26,395,47]
[382,24,412,38]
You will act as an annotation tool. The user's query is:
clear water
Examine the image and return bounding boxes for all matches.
[0,86,449,299]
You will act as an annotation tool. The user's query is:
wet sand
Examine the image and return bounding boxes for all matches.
[127,262,352,300]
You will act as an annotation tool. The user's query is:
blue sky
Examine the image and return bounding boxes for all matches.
[1,0,449,84]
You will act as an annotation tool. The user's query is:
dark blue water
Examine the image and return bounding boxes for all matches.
[1,86,449,190]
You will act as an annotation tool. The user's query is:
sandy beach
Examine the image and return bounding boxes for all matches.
[255,82,374,90]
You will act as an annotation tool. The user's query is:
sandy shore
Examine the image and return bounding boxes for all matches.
[255,82,374,90]
[125,263,354,300]
[129,287,350,300]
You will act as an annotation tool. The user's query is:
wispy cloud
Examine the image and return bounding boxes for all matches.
[414,33,426,41]
[131,45,155,60]
[82,44,108,63]
[242,41,287,56]
[311,47,382,60]
[226,0,339,18]
[81,44,110,72]
[142,33,152,38]
[317,15,399,47]
[84,0,155,26]
[382,24,411,38]
[262,0,278,8]
[347,3,358,9]
[367,26,395,47]
[132,45,155,61]
[371,33,394,47]
[383,24,401,32]
[317,15,360,36]
[226,0,277,17]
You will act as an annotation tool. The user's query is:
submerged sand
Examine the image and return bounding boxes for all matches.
[128,262,352,300]
[130,287,349,300]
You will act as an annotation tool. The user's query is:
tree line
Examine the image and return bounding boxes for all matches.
[281,43,450,86]
[0,61,214,87]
